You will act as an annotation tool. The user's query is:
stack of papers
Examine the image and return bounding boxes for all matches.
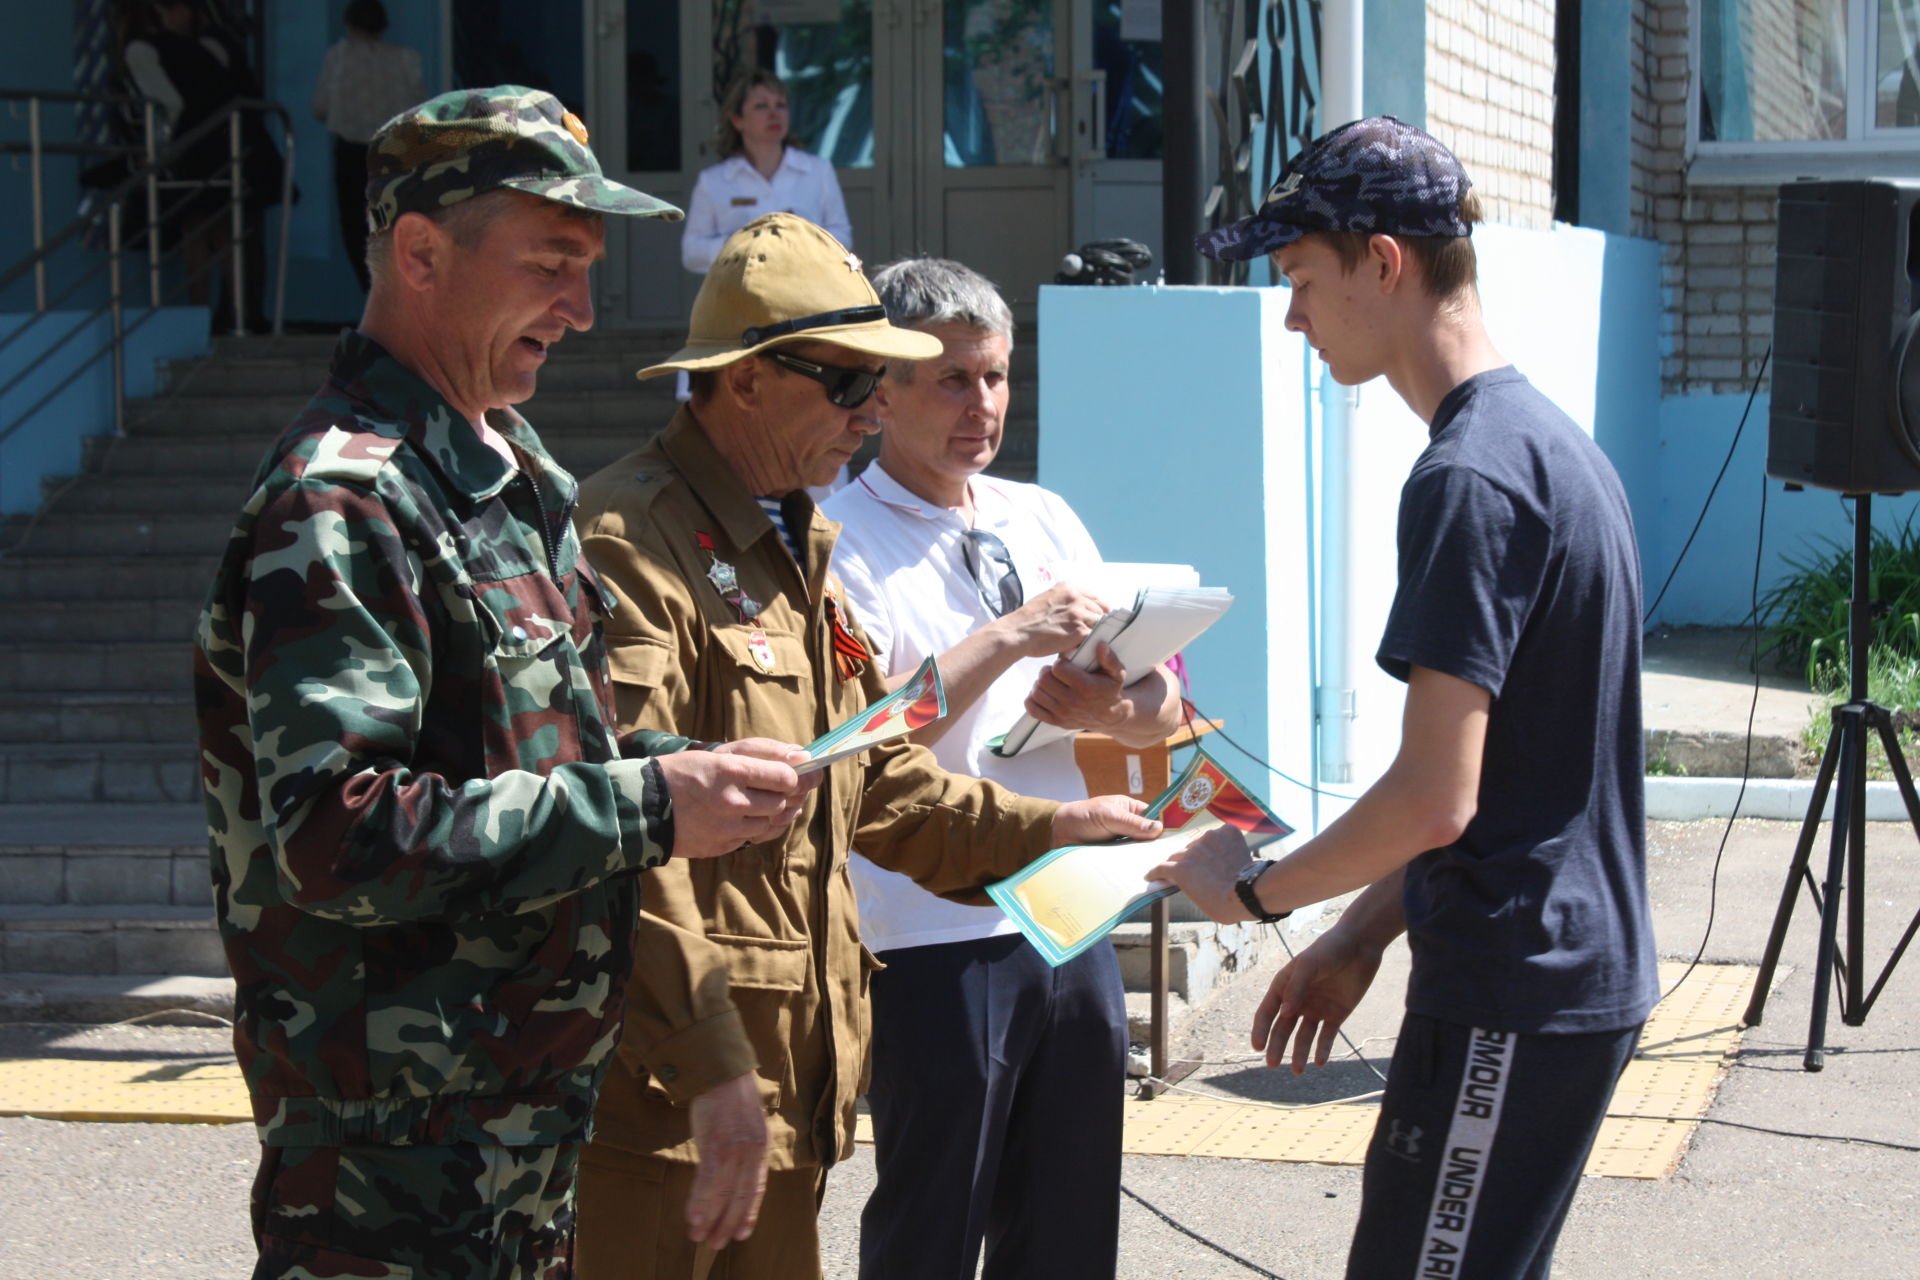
[987,748,1292,965]
[992,582,1234,758]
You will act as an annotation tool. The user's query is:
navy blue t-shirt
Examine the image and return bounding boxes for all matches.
[1377,367,1658,1034]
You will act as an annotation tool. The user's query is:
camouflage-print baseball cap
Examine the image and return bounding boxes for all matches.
[366,85,682,234]
[1196,116,1472,262]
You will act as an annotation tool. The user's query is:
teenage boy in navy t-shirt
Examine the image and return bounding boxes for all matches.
[1154,117,1659,1279]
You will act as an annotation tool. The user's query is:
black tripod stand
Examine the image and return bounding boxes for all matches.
[1744,493,1920,1069]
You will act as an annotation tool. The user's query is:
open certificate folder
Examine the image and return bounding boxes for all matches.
[986,748,1293,966]
[794,656,946,774]
[991,584,1234,758]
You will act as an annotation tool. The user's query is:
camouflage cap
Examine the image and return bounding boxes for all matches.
[366,85,682,234]
[1197,116,1472,262]
[638,213,942,378]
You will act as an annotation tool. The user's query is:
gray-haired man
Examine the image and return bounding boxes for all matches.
[823,258,1181,1279]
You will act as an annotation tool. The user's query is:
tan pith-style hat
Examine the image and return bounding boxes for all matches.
[637,213,942,379]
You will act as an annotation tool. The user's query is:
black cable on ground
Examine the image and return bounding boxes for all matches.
[1118,1183,1288,1279]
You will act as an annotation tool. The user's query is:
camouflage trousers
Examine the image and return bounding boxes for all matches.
[250,1141,579,1280]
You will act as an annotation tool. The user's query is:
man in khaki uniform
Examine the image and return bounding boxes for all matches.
[571,213,1160,1279]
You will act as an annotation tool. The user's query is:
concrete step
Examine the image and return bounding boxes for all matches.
[0,554,217,602]
[163,355,690,398]
[0,802,206,907]
[0,972,233,1023]
[0,597,199,643]
[0,641,189,692]
[1109,918,1282,1006]
[88,426,672,478]
[0,742,198,803]
[44,472,251,515]
[0,905,222,977]
[0,511,232,559]
[0,691,194,744]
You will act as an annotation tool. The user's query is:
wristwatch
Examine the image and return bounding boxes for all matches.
[1233,860,1291,924]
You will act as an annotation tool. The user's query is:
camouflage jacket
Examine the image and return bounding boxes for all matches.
[194,330,688,1149]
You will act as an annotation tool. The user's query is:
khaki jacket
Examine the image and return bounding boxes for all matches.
[574,410,1060,1169]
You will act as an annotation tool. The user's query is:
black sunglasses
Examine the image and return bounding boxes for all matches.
[961,528,1023,618]
[766,350,886,409]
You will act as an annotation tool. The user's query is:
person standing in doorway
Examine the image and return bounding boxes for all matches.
[312,0,426,293]
[680,69,852,273]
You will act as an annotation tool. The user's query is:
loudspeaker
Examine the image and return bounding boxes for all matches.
[1767,179,1920,494]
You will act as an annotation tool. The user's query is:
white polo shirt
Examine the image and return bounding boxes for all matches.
[681,149,853,272]
[824,463,1104,953]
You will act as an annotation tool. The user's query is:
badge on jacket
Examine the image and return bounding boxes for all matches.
[698,532,761,621]
[747,628,777,672]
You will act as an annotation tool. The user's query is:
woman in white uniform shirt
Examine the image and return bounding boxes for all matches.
[681,69,852,271]
[679,70,860,499]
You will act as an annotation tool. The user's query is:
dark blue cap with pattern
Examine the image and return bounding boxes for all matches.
[1196,116,1473,262]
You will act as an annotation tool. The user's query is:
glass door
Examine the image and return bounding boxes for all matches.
[905,0,1074,309]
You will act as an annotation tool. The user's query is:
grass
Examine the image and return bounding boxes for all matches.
[1801,644,1920,780]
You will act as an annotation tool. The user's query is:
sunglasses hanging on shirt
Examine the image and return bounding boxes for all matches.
[962,528,1024,618]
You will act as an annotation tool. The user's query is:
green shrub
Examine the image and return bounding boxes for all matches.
[1759,517,1920,684]
[1801,643,1920,780]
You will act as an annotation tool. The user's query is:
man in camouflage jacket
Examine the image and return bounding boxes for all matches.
[193,87,815,1280]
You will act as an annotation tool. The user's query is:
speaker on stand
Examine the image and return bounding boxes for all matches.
[1749,179,1920,1069]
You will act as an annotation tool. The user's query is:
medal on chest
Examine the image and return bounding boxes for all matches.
[823,591,871,682]
[697,532,762,622]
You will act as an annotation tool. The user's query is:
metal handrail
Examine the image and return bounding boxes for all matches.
[0,93,296,454]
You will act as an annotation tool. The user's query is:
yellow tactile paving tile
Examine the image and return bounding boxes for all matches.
[1094,962,1755,1180]
[3,964,1756,1181]
[0,1056,249,1124]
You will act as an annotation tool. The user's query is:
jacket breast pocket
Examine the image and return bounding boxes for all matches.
[707,625,813,743]
[472,571,588,772]
[605,638,678,732]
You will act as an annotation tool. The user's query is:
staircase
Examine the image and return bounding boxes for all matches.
[0,328,1039,1020]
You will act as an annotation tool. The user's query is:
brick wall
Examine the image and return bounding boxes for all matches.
[1425,0,1558,230]
[1634,0,1776,394]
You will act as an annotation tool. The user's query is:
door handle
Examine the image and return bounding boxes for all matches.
[1075,69,1107,163]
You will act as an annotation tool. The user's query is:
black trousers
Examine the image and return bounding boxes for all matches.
[333,135,371,293]
[1346,1013,1640,1280]
[858,933,1128,1280]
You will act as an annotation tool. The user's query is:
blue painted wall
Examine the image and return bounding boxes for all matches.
[1646,394,1920,629]
[0,306,210,515]
[1038,284,1317,821]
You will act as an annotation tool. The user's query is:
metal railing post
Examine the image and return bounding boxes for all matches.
[144,102,161,307]
[229,111,245,336]
[109,200,125,437]
[28,96,45,310]
[274,113,292,336]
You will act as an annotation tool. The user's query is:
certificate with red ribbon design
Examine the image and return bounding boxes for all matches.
[986,747,1293,966]
[793,655,946,775]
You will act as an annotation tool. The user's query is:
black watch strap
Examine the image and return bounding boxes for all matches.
[1234,860,1291,924]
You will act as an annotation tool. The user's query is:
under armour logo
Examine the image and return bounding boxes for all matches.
[1385,1118,1424,1162]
